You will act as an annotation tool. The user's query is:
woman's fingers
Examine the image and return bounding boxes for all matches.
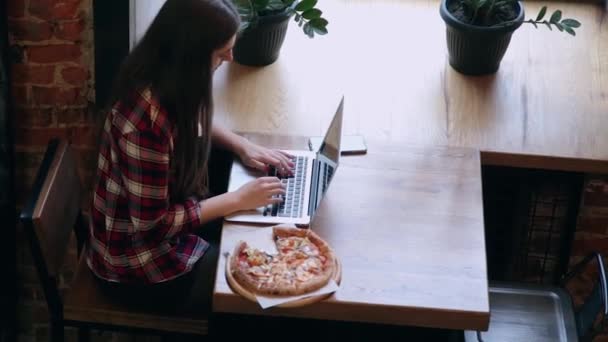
[278,150,295,159]
[276,151,295,166]
[267,197,284,205]
[248,159,268,172]
[256,154,281,168]
[258,176,282,183]
[267,187,286,196]
[266,151,294,176]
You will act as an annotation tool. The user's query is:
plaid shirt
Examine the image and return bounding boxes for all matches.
[87,89,208,284]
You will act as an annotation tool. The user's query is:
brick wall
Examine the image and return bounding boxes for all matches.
[9,0,96,203]
[9,1,159,340]
[573,176,608,257]
[568,175,608,311]
[8,0,96,341]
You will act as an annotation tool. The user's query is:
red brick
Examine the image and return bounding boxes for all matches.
[55,19,85,41]
[29,0,81,21]
[8,19,53,42]
[584,192,608,207]
[7,0,26,18]
[579,216,608,235]
[14,169,39,206]
[15,126,96,148]
[571,237,608,257]
[12,85,28,105]
[31,86,85,106]
[27,44,82,64]
[14,107,54,127]
[60,66,88,86]
[11,64,55,85]
[56,108,87,126]
[73,146,98,171]
[15,127,70,148]
[585,177,608,191]
[70,125,96,147]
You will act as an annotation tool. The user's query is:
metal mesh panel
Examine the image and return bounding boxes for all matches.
[482,166,584,285]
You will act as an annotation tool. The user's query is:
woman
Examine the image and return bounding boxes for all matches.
[87,0,293,290]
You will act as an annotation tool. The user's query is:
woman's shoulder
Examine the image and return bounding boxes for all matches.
[110,87,173,137]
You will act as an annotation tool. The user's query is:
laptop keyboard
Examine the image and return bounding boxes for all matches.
[321,162,334,194]
[265,156,307,218]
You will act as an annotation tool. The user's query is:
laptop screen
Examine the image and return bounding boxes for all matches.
[309,97,344,216]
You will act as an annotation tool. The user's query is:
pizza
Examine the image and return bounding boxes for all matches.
[229,226,336,296]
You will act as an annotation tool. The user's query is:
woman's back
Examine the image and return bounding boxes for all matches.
[87,88,208,284]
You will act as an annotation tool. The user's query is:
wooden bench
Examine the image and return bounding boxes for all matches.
[19,139,219,341]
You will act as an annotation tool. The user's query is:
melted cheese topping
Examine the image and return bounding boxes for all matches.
[240,236,327,288]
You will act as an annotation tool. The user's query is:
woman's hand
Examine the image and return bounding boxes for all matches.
[233,177,285,210]
[237,139,295,176]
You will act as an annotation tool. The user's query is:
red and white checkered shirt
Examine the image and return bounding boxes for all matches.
[87,89,208,284]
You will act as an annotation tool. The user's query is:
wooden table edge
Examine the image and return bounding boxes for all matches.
[212,291,490,331]
[481,150,608,174]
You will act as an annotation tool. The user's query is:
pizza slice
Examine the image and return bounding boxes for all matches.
[229,226,337,297]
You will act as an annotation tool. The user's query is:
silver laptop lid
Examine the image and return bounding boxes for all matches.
[308,96,344,216]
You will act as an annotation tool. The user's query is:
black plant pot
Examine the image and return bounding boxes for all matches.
[440,0,524,75]
[233,11,292,66]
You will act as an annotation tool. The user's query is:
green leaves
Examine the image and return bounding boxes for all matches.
[563,25,575,36]
[232,0,329,39]
[525,7,581,37]
[302,8,322,20]
[536,6,547,21]
[234,0,255,31]
[309,18,328,35]
[295,0,317,11]
[292,0,328,38]
[298,15,328,37]
[267,0,287,10]
[253,0,270,9]
[460,0,522,26]
[549,10,562,24]
[303,22,313,37]
[561,19,581,28]
[462,0,488,13]
[560,18,581,36]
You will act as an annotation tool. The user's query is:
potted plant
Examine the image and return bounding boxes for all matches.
[440,0,581,75]
[232,0,329,66]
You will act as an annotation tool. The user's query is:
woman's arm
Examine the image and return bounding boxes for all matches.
[118,126,285,232]
[198,192,239,224]
[210,122,248,154]
[199,177,286,224]
[211,122,295,174]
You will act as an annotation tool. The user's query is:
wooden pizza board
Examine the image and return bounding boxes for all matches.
[225,255,342,308]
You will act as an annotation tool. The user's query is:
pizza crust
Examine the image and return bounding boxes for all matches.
[229,226,337,297]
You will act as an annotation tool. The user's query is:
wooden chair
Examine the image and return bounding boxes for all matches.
[466,252,608,342]
[19,139,218,341]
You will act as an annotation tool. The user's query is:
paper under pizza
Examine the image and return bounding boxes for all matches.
[229,226,337,296]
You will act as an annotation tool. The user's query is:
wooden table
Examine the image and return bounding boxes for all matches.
[213,135,489,331]
[211,0,608,333]
[213,0,608,174]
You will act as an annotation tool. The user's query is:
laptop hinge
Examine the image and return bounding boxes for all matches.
[308,158,320,217]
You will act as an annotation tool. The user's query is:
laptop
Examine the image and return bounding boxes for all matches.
[225,97,344,226]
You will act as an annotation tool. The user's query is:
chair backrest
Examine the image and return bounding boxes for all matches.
[562,252,608,341]
[20,139,86,316]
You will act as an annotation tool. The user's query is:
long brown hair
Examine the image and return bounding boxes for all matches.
[107,0,240,201]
